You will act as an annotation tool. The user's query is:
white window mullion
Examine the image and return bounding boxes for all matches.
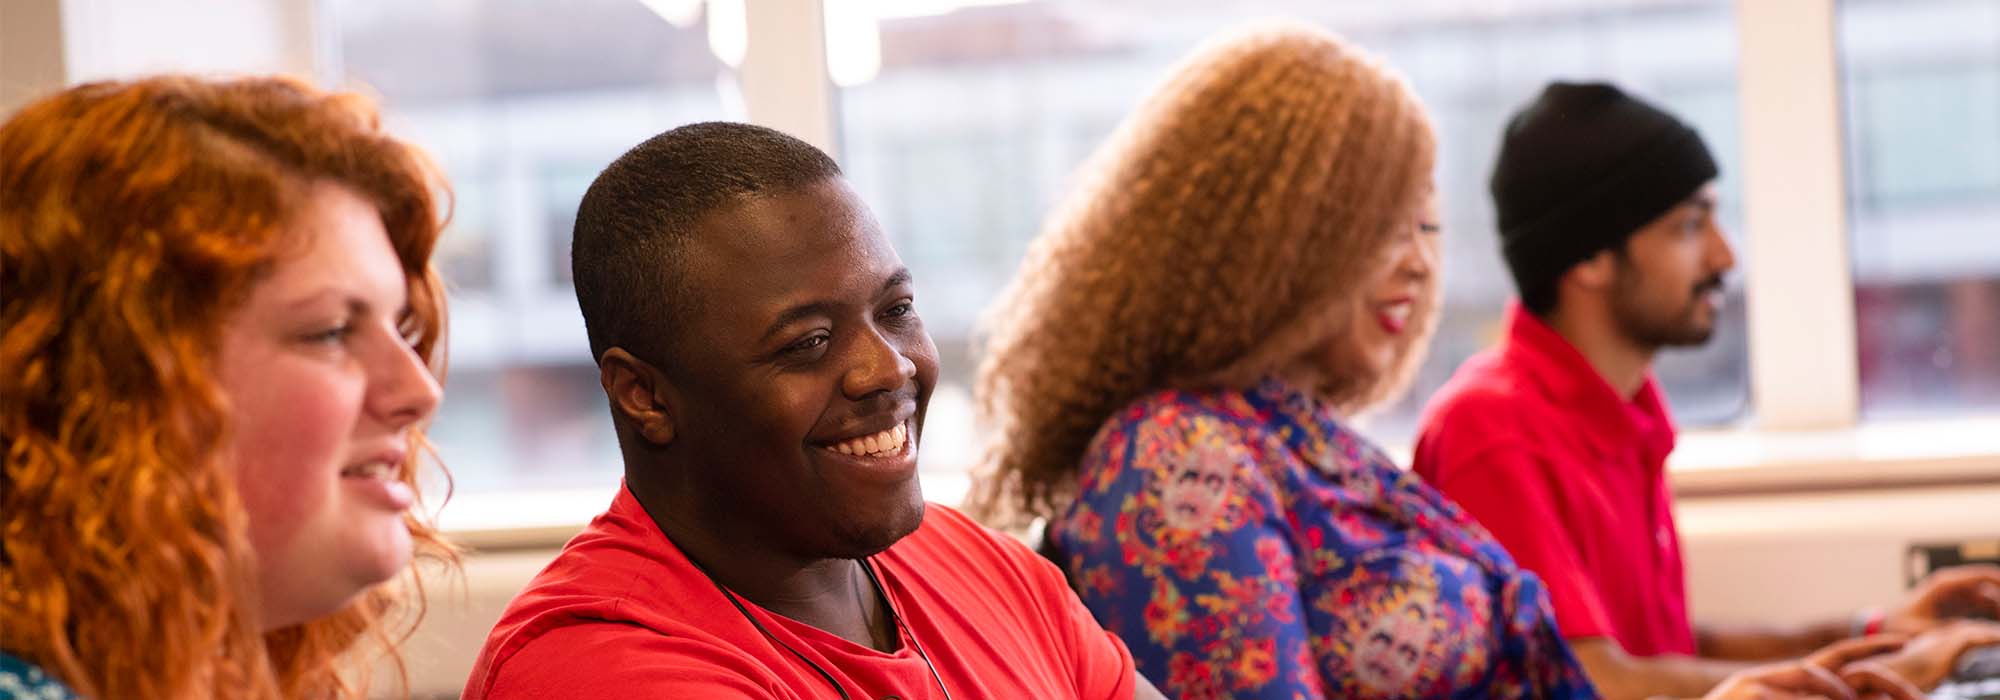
[741,0,837,159]
[0,0,68,114]
[1734,0,1860,430]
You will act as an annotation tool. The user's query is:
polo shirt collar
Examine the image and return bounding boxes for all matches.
[1499,302,1676,463]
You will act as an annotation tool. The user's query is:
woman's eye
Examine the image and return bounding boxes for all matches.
[398,314,424,348]
[303,324,352,345]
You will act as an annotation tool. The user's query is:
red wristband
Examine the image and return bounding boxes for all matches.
[1860,607,1886,636]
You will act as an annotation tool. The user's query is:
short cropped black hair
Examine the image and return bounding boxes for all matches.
[570,121,842,364]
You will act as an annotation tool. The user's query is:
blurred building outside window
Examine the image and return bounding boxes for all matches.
[1838,0,2000,419]
[307,0,1997,504]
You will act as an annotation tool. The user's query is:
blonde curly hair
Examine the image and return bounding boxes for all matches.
[971,22,1439,528]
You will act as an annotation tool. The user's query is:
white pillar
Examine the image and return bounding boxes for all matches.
[1734,0,1860,430]
[740,0,838,158]
[1,0,69,115]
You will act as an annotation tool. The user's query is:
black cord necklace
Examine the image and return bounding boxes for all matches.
[861,558,953,700]
[698,557,953,700]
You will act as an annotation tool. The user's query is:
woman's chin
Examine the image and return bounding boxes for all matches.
[345,521,416,588]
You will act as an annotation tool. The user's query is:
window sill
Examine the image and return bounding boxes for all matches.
[1669,414,2000,497]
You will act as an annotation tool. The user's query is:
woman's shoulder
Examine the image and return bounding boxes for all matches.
[1082,386,1297,469]
[0,651,80,700]
[1067,385,1302,519]
[1095,385,1282,443]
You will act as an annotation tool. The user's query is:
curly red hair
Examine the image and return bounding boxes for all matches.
[1,75,455,699]
[971,23,1439,528]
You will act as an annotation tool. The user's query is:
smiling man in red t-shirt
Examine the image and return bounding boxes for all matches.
[1414,82,2000,700]
[462,122,1165,700]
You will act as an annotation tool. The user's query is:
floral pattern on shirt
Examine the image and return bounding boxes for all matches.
[1051,378,1598,700]
[0,652,79,700]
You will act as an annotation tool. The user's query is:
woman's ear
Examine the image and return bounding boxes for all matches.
[599,347,676,445]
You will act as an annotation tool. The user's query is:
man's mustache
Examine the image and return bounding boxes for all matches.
[1693,275,1726,298]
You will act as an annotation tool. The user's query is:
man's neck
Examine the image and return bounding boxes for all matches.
[1543,305,1655,400]
[626,472,895,652]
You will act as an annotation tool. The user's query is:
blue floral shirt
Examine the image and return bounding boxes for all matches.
[0,652,78,700]
[1049,379,1597,700]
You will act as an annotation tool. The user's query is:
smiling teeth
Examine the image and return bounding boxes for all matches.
[341,461,396,479]
[830,424,907,457]
[1382,303,1412,323]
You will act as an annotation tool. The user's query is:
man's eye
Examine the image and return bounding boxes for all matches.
[787,334,829,353]
[884,302,914,318]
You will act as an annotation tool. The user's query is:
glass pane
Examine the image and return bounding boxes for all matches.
[1839,0,2000,418]
[834,0,1749,467]
[327,0,734,493]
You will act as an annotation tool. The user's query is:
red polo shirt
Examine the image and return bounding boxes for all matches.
[463,485,1136,699]
[1413,303,1693,657]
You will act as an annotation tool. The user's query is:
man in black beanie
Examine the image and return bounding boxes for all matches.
[1411,82,2000,700]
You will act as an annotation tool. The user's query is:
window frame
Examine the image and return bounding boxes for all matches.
[14,0,1994,541]
[375,0,2000,532]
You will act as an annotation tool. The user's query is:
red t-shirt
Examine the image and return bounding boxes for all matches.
[463,484,1136,700]
[1413,303,1694,657]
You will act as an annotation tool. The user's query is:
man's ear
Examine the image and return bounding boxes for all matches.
[1566,248,1618,293]
[600,347,676,446]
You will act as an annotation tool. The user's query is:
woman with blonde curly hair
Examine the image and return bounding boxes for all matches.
[971,22,1897,700]
[1,75,454,699]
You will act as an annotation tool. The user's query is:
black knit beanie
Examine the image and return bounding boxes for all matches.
[1490,82,1718,313]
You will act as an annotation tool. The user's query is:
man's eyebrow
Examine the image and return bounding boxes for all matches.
[759,301,840,343]
[881,267,912,293]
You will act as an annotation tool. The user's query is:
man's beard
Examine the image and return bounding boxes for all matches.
[1612,270,1726,350]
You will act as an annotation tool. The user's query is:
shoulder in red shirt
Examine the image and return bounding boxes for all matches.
[463,484,1136,699]
[1413,302,1693,657]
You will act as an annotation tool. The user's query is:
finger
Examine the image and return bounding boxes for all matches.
[1933,619,2000,656]
[1933,576,2000,619]
[1788,663,1859,700]
[1976,580,2000,617]
[1964,622,2000,647]
[1929,564,2000,591]
[1840,662,1924,700]
[1809,636,1908,669]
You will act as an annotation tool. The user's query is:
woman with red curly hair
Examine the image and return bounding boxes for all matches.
[971,22,1898,700]
[1,75,454,699]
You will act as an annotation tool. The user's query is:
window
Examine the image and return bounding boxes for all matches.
[1839,0,2000,418]
[834,0,1748,465]
[326,0,733,493]
[30,0,1997,521]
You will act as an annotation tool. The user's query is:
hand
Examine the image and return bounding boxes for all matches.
[1812,636,1921,700]
[1701,661,1855,700]
[1697,637,1916,700]
[1840,619,2000,691]
[1883,564,2000,635]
